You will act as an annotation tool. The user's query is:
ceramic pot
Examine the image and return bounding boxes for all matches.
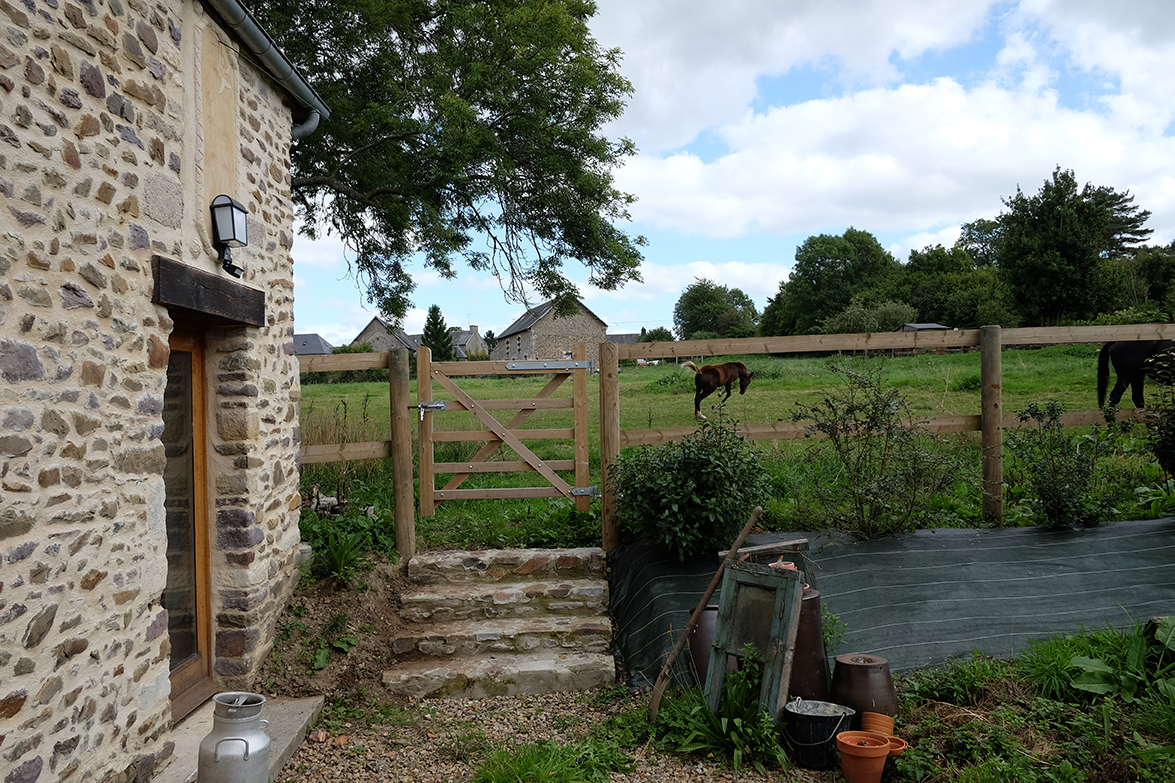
[860,711,895,736]
[686,605,736,684]
[836,731,889,783]
[830,653,898,729]
[887,736,908,756]
[788,587,830,701]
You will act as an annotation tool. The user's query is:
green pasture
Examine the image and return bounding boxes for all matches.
[297,343,1170,549]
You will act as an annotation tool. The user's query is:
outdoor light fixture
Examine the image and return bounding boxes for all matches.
[210,194,248,278]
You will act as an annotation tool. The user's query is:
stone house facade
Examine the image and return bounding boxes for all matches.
[352,316,488,359]
[0,2,326,782]
[491,300,607,365]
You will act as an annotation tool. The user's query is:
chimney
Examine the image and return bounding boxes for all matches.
[470,325,479,335]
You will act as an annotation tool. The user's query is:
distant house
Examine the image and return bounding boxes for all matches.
[896,323,951,332]
[294,333,335,355]
[492,300,608,364]
[351,316,488,359]
[606,333,642,344]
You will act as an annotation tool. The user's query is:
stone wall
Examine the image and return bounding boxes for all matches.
[0,1,304,781]
[492,311,605,364]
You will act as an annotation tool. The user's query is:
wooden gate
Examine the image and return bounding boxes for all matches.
[416,344,593,516]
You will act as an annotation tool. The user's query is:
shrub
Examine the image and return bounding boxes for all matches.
[1005,400,1118,529]
[790,359,968,538]
[608,420,769,559]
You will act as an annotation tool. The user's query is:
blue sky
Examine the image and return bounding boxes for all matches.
[292,0,1175,346]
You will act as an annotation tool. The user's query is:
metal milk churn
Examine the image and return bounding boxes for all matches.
[197,692,271,783]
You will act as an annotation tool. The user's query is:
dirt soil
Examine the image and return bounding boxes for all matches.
[259,555,415,700]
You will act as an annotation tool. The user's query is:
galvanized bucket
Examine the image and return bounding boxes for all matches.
[197,692,271,783]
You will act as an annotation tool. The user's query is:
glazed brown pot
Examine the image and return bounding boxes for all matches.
[788,587,830,701]
[830,653,898,729]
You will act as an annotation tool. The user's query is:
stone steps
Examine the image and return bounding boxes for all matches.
[385,547,613,698]
[399,578,607,621]
[383,651,616,700]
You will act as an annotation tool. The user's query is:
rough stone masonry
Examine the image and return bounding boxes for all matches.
[1,0,306,780]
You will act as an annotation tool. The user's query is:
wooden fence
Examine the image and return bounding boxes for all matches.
[597,323,1175,548]
[299,323,1175,561]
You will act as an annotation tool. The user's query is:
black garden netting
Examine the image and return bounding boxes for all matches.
[608,518,1175,688]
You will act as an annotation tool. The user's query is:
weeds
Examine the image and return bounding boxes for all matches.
[791,358,969,538]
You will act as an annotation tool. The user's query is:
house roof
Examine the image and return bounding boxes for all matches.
[896,323,951,331]
[498,299,608,339]
[293,333,333,355]
[606,333,642,344]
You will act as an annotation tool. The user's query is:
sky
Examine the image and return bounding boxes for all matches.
[291,0,1175,346]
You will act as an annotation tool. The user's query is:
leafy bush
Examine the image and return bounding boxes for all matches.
[790,359,968,538]
[472,738,632,783]
[655,646,789,774]
[609,420,770,559]
[1005,401,1119,529]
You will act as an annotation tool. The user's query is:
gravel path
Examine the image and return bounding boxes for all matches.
[274,689,844,783]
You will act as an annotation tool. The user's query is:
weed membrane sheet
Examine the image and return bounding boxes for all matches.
[609,519,1175,688]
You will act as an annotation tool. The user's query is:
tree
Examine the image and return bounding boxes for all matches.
[820,299,917,335]
[421,305,455,361]
[254,0,646,324]
[638,326,674,342]
[997,168,1150,325]
[760,228,898,336]
[955,218,1003,268]
[672,279,758,340]
[483,329,499,354]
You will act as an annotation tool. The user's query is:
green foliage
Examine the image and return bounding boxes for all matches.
[654,647,789,774]
[819,298,917,335]
[1020,634,1088,701]
[901,651,1014,707]
[790,359,967,537]
[472,739,632,783]
[760,228,899,336]
[422,305,456,362]
[1005,400,1119,529]
[254,0,644,323]
[672,279,758,340]
[997,167,1151,325]
[821,609,848,658]
[639,326,674,342]
[609,420,770,559]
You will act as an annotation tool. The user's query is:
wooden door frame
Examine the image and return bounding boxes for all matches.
[167,328,217,719]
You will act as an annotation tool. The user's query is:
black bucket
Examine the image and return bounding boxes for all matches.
[781,699,855,770]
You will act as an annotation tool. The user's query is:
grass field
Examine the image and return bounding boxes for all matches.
[297,343,1172,549]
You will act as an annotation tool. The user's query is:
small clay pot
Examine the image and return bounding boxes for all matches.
[836,731,890,783]
[887,736,908,756]
[860,711,895,736]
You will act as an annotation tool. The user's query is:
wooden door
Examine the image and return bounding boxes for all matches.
[163,329,216,719]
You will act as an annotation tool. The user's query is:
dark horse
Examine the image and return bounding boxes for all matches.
[682,360,754,418]
[1097,340,1174,408]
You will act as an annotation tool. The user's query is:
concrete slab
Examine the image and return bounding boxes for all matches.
[154,695,323,783]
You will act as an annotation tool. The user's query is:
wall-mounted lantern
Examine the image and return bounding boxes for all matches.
[210,194,248,278]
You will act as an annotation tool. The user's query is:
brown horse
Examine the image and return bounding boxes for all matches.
[682,360,754,418]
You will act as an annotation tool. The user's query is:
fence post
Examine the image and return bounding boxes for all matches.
[389,348,415,567]
[573,343,590,513]
[599,342,620,550]
[980,325,1003,525]
[417,346,435,517]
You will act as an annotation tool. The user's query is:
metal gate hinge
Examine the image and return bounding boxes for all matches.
[571,486,598,497]
[506,360,595,372]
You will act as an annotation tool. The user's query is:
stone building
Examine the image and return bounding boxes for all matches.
[491,300,607,364]
[352,316,488,359]
[0,1,326,781]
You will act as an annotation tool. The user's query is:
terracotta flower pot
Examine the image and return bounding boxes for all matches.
[860,711,895,736]
[836,731,890,783]
[887,736,908,756]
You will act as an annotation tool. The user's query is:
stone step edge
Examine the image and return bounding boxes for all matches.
[392,616,612,654]
[400,577,608,605]
[382,651,616,699]
[408,547,606,583]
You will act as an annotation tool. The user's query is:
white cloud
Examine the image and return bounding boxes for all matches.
[889,226,964,263]
[291,223,348,270]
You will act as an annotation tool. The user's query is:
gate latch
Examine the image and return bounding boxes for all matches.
[416,400,447,421]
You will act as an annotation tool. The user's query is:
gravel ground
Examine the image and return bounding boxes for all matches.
[274,689,845,783]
